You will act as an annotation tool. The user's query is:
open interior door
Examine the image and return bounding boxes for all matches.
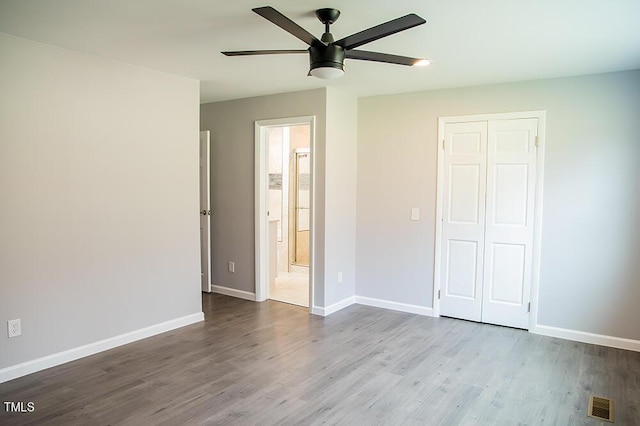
[200,130,212,293]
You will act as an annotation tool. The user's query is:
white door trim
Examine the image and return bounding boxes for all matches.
[254,116,316,313]
[434,111,546,330]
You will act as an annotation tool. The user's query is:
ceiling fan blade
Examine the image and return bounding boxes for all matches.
[223,50,307,56]
[345,50,424,66]
[252,6,322,47]
[335,14,425,50]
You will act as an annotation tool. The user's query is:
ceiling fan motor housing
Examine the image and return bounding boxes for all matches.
[309,44,345,73]
[315,8,340,25]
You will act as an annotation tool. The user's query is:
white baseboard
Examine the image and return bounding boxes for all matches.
[0,312,204,384]
[355,296,434,317]
[531,324,640,352]
[312,296,355,316]
[212,285,256,301]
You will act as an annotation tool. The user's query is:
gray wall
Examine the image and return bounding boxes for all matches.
[200,90,329,305]
[356,70,640,340]
[0,34,202,369]
[324,88,358,306]
[199,88,359,309]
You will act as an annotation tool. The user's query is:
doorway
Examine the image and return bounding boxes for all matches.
[255,117,315,310]
[434,111,546,330]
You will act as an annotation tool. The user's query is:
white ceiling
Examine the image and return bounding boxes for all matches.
[1,0,639,103]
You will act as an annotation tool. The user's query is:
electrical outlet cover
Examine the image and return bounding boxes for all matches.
[8,319,21,338]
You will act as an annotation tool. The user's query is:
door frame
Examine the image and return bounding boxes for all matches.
[433,111,546,330]
[254,116,315,312]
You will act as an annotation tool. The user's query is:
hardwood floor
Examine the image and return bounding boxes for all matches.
[1,293,639,425]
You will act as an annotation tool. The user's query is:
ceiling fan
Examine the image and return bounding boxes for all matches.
[222,6,429,79]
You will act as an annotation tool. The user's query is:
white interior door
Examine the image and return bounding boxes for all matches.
[481,119,538,328]
[199,130,212,293]
[438,116,539,329]
[439,122,488,322]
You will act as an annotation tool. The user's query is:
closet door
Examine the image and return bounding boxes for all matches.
[439,122,488,322]
[481,119,538,328]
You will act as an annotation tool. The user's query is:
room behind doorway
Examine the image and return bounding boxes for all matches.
[268,124,310,307]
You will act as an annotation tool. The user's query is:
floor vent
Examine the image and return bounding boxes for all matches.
[588,395,614,422]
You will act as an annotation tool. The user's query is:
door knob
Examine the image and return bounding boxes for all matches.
[201,210,207,215]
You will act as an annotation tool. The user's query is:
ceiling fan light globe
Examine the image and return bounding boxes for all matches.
[413,58,431,67]
[310,66,345,79]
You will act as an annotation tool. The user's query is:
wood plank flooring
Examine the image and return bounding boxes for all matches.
[1,293,639,425]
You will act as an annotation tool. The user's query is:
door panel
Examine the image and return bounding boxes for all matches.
[451,131,482,153]
[446,240,480,299]
[494,129,531,153]
[488,243,526,304]
[493,164,529,225]
[449,165,481,224]
[481,118,538,328]
[439,122,487,322]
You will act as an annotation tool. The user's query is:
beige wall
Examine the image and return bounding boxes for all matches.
[0,34,202,370]
[356,70,640,340]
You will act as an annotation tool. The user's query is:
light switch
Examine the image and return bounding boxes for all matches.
[411,208,420,221]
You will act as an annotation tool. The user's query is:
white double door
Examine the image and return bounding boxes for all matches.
[439,118,538,329]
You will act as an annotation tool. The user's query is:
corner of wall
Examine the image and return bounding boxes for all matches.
[323,88,358,307]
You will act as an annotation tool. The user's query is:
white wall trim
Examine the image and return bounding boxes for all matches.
[313,292,640,353]
[0,312,204,384]
[528,112,546,330]
[312,296,356,316]
[433,117,446,318]
[212,285,256,301]
[355,296,434,317]
[531,324,640,352]
[435,111,547,124]
[311,305,325,316]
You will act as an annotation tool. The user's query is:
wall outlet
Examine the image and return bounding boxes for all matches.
[338,272,343,284]
[228,261,235,273]
[8,319,21,338]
